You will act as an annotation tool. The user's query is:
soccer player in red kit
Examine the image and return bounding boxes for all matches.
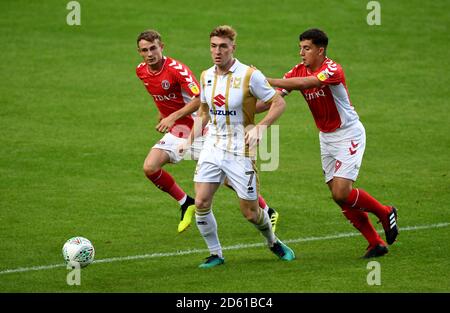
[136,30,199,233]
[265,28,398,258]
[136,30,279,233]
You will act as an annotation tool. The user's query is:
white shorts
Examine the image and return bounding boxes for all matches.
[194,144,258,200]
[319,121,366,183]
[152,132,205,163]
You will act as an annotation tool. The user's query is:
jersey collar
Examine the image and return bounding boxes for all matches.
[306,57,329,75]
[214,58,239,74]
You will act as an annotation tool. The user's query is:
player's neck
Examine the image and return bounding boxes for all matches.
[147,58,165,73]
[216,58,235,75]
[309,57,326,72]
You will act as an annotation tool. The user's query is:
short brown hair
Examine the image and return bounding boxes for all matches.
[137,30,162,46]
[210,25,237,42]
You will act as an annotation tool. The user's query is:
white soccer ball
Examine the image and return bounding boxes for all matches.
[62,236,95,268]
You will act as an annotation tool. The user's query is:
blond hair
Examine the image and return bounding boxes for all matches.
[209,25,237,42]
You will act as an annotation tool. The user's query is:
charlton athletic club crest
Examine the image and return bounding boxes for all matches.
[161,80,170,90]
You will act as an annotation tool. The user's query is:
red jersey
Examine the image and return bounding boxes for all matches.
[136,56,200,138]
[280,57,359,133]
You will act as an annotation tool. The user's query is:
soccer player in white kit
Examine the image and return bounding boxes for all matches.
[265,28,398,258]
[136,30,279,234]
[185,25,295,268]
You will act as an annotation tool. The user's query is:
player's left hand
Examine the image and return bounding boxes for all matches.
[156,116,175,133]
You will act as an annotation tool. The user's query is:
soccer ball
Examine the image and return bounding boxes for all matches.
[62,236,95,268]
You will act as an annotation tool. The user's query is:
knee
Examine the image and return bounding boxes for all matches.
[332,188,351,204]
[195,198,212,211]
[143,162,160,178]
[241,208,258,224]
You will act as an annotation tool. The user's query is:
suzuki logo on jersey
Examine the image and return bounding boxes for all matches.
[152,93,177,101]
[209,109,236,116]
[304,89,326,100]
[213,94,226,107]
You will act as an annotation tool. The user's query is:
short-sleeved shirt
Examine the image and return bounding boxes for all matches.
[200,59,276,155]
[136,56,200,138]
[280,57,359,133]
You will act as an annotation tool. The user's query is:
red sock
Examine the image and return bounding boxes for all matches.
[258,195,269,210]
[346,188,390,219]
[147,169,186,202]
[340,204,385,247]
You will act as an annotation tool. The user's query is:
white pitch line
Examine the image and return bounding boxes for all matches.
[0,222,448,275]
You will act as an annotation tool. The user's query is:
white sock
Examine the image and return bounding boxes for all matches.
[178,194,187,205]
[196,210,222,258]
[254,209,276,246]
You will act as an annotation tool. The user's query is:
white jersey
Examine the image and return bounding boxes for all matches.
[200,59,276,156]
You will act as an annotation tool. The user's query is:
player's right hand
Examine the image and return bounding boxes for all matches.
[156,116,175,133]
[245,125,265,150]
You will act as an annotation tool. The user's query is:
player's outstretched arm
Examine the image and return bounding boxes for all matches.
[156,96,201,133]
[267,76,321,91]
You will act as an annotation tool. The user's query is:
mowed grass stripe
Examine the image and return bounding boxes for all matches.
[1,222,448,275]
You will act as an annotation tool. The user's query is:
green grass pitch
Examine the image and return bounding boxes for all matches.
[0,0,449,293]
